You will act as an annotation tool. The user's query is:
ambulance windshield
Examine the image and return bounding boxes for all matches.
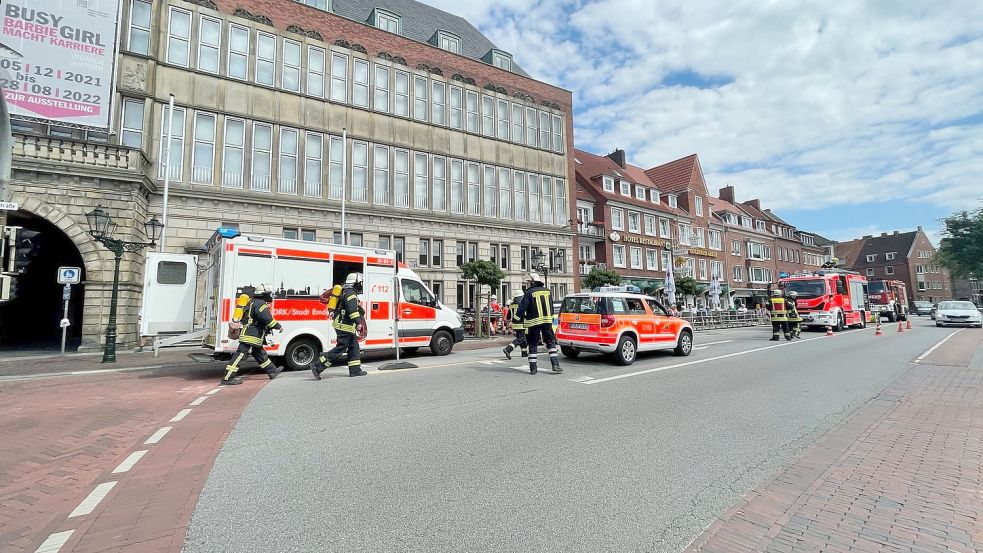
[783,279,826,298]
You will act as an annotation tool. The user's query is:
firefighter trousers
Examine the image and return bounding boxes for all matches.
[771,321,790,340]
[504,329,527,354]
[788,321,801,338]
[526,324,560,372]
[319,331,362,375]
[224,341,273,381]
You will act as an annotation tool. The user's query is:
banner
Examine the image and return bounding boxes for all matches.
[0,0,120,128]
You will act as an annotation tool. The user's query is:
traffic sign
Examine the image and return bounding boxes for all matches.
[62,284,72,301]
[0,201,18,210]
[58,266,82,284]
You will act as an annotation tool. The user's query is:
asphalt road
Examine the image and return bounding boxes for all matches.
[185,320,961,552]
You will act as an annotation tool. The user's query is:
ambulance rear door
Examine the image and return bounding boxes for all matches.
[364,263,396,349]
[140,252,198,336]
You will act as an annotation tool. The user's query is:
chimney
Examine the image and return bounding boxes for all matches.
[893,231,899,235]
[917,225,923,232]
[606,149,626,169]
[719,185,735,203]
[880,232,887,237]
[862,235,873,239]
[745,199,761,210]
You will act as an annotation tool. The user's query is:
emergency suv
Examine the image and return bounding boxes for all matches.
[867,279,909,322]
[556,289,693,365]
[778,269,869,331]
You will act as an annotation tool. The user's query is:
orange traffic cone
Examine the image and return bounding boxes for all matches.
[906,318,913,330]
[826,325,833,336]
[874,320,883,336]
[897,320,904,333]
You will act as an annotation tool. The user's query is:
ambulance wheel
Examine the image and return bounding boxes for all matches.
[284,337,319,371]
[400,347,420,355]
[430,330,454,356]
[561,346,580,359]
[612,335,637,366]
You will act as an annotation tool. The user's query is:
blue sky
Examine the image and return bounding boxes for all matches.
[424,0,983,245]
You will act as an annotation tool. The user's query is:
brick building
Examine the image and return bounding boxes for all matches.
[1,0,575,350]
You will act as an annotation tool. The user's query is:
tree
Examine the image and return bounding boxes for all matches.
[674,276,700,298]
[935,208,983,278]
[460,260,505,338]
[583,268,621,290]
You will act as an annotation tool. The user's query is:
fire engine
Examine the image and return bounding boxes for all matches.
[867,279,909,322]
[778,268,870,331]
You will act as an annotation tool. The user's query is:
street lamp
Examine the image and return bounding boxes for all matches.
[531,248,564,285]
[85,206,164,363]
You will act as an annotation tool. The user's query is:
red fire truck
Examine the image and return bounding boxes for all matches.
[867,279,909,322]
[778,268,870,332]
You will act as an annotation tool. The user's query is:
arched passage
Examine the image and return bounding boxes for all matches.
[0,210,87,350]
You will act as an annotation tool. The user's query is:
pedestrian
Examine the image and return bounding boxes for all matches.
[786,291,802,339]
[488,295,502,335]
[312,273,368,380]
[767,289,791,341]
[502,294,528,360]
[518,272,561,375]
[220,284,284,385]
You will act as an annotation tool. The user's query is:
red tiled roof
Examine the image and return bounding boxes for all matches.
[643,154,699,194]
[738,201,769,221]
[707,196,740,215]
[573,148,687,216]
[834,238,867,268]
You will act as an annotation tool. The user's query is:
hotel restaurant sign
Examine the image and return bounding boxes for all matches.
[610,232,719,258]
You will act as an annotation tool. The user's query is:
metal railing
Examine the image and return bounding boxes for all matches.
[578,222,605,238]
[678,311,770,331]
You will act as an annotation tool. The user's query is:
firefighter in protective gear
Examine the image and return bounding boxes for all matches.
[786,290,802,339]
[518,272,561,374]
[312,273,367,379]
[767,289,791,341]
[221,284,284,385]
[503,294,528,360]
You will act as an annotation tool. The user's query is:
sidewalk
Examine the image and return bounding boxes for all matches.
[686,329,983,553]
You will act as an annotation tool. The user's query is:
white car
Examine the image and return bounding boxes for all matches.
[934,301,983,328]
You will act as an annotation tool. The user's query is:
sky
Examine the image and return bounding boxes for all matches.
[423,0,983,245]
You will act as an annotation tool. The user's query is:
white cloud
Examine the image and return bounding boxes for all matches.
[420,0,983,218]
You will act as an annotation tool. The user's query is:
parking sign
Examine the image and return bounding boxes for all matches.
[58,267,82,284]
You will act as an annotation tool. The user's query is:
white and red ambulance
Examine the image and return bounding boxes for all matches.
[199,228,464,369]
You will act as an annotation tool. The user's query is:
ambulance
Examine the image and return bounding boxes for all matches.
[196,228,464,369]
[778,268,870,331]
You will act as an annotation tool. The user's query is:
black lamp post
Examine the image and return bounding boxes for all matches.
[531,248,564,286]
[86,206,164,363]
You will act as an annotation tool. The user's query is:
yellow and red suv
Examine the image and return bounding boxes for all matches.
[556,291,694,365]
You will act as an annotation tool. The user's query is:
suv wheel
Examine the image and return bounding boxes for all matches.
[612,335,637,366]
[560,346,580,359]
[674,330,693,357]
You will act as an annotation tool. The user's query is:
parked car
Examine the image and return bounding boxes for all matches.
[913,301,934,316]
[934,301,983,328]
[555,291,693,365]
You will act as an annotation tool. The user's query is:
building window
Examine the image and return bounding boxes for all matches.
[646,249,658,271]
[467,162,480,216]
[611,208,624,231]
[378,235,405,262]
[511,103,524,143]
[228,24,249,80]
[435,30,461,54]
[222,118,245,188]
[483,165,497,218]
[191,112,215,184]
[391,70,410,117]
[866,268,875,276]
[256,32,276,86]
[539,111,551,149]
[120,99,144,149]
[695,196,703,216]
[307,46,326,98]
[885,266,894,275]
[277,127,299,194]
[711,261,722,279]
[492,51,512,71]
[283,228,299,240]
[731,240,741,255]
[866,254,876,262]
[481,95,495,136]
[529,175,541,223]
[542,177,554,225]
[433,240,443,267]
[552,114,563,153]
[709,230,722,250]
[497,98,510,139]
[394,149,409,207]
[498,168,511,219]
[251,123,273,191]
[419,238,431,267]
[414,75,429,122]
[414,153,429,210]
[526,106,538,146]
[628,211,640,233]
[619,180,631,196]
[197,16,221,73]
[127,0,152,55]
[328,135,343,199]
[330,53,348,102]
[613,245,626,268]
[699,259,708,280]
[466,90,479,133]
[696,228,706,247]
[644,215,655,236]
[635,186,646,200]
[514,172,527,221]
[650,189,660,204]
[450,159,465,214]
[749,267,772,283]
[157,105,185,181]
[662,251,672,272]
[433,157,447,212]
[352,141,368,202]
[374,9,400,34]
[733,265,743,281]
[449,86,464,129]
[668,195,678,208]
[282,39,301,92]
[352,59,369,107]
[658,217,671,238]
[166,8,191,67]
[886,252,897,260]
[501,244,511,270]
[602,176,615,193]
[629,247,642,269]
[372,145,390,205]
[304,132,322,197]
[432,81,446,125]
[556,179,568,225]
[374,64,390,113]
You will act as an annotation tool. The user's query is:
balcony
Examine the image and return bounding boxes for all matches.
[14,133,150,176]
[578,222,605,240]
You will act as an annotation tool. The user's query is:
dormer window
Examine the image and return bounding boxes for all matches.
[741,216,752,228]
[726,213,737,224]
[296,0,329,10]
[371,8,400,34]
[430,30,461,54]
[650,189,660,203]
[620,180,631,196]
[635,186,646,200]
[602,176,614,192]
[492,51,512,70]
[756,221,765,231]
[668,195,678,208]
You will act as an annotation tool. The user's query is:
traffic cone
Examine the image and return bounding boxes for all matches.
[825,325,833,336]
[906,318,913,330]
[874,321,883,336]
[897,320,904,333]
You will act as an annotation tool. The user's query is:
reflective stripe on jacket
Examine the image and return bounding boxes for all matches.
[768,297,789,322]
[519,286,552,327]
[239,299,277,346]
[332,287,363,334]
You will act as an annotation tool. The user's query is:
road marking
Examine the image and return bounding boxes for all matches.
[112,450,147,474]
[34,529,75,553]
[914,329,962,363]
[479,361,495,365]
[0,365,166,382]
[585,333,844,385]
[68,481,116,517]
[189,396,209,406]
[206,387,223,395]
[699,340,734,346]
[169,409,191,422]
[144,426,172,445]
[568,375,594,383]
[693,346,709,351]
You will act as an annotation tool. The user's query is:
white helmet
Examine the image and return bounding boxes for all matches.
[771,289,782,297]
[787,291,798,298]
[344,273,362,285]
[253,284,273,297]
[525,271,544,285]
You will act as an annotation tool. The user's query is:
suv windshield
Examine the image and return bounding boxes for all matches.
[868,281,888,294]
[783,279,826,298]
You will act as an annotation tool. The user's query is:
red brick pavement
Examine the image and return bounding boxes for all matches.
[0,364,265,552]
[686,329,983,553]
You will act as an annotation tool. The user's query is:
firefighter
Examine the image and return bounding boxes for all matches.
[518,272,561,374]
[503,294,528,360]
[221,284,283,385]
[786,290,802,339]
[767,289,791,341]
[312,273,368,380]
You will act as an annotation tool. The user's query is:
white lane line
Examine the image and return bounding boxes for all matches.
[68,481,117,518]
[568,375,594,383]
[699,340,734,346]
[34,529,75,553]
[585,333,840,385]
[169,409,191,422]
[206,387,223,395]
[914,329,962,363]
[479,361,495,365]
[112,450,148,474]
[71,365,164,375]
[0,365,166,382]
[189,396,209,406]
[693,346,710,351]
[144,426,172,445]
